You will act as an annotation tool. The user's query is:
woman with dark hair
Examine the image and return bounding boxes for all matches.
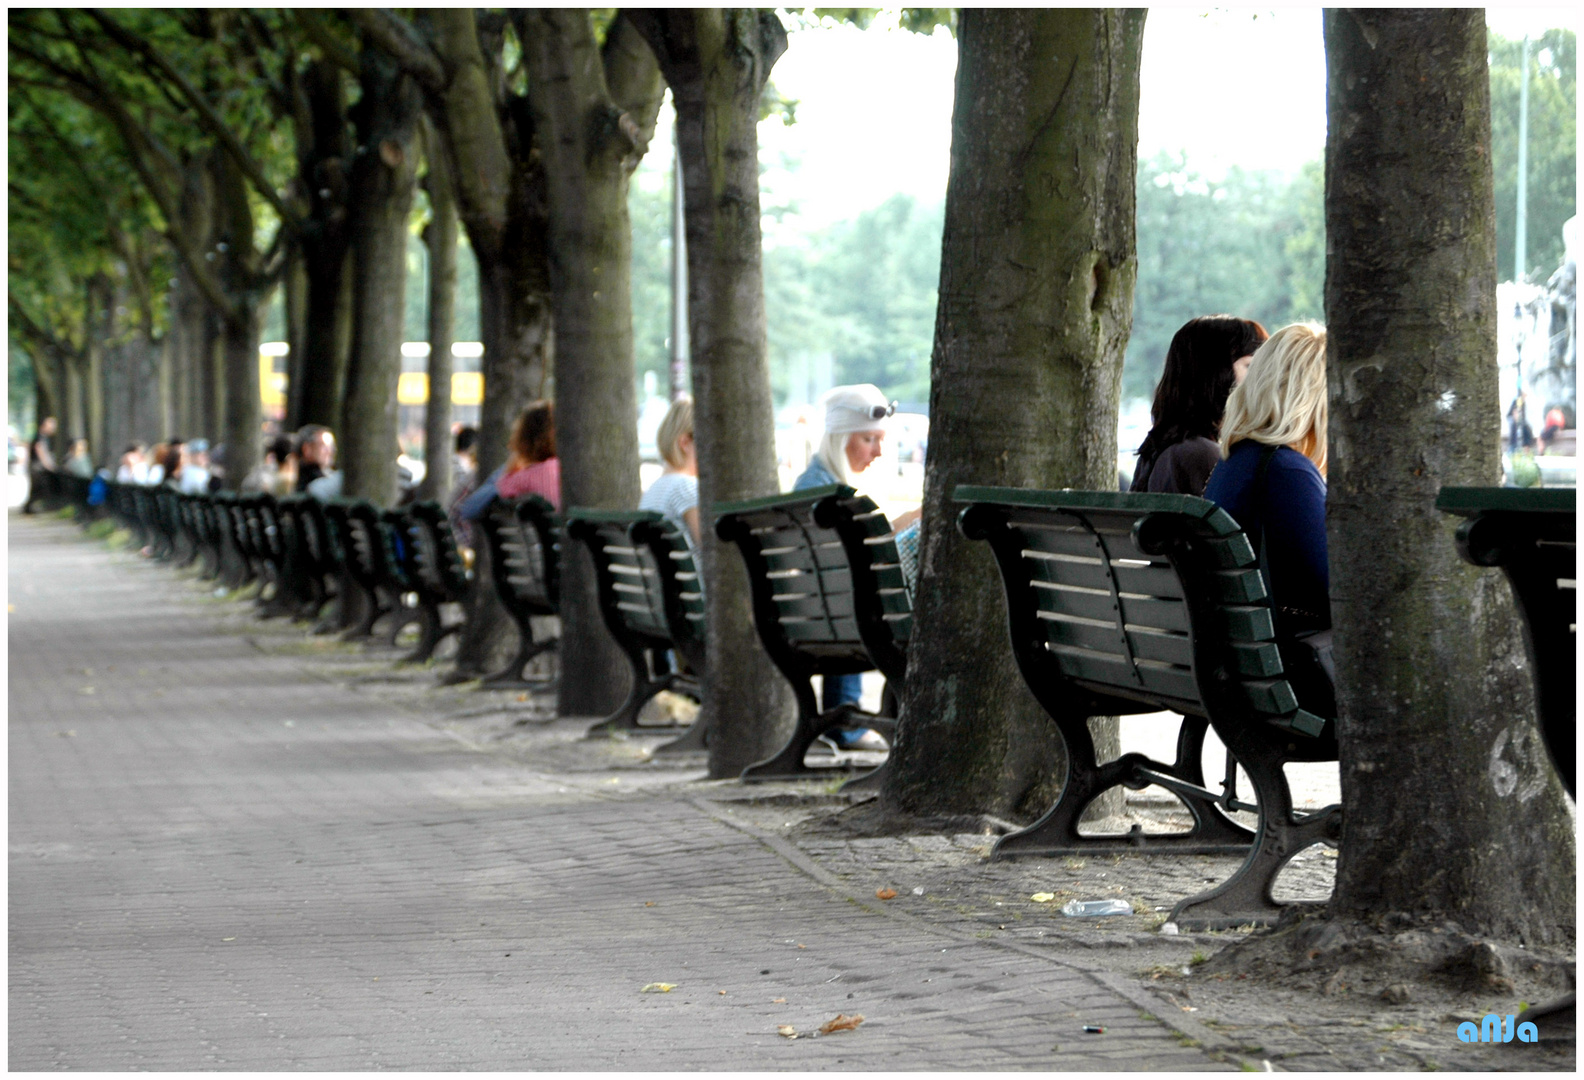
[457,400,561,519]
[1130,315,1268,495]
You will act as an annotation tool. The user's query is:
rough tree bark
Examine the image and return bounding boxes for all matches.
[520,9,664,717]
[882,9,1145,822]
[290,58,354,433]
[418,114,458,505]
[1324,8,1573,943]
[212,149,262,489]
[628,10,796,777]
[340,43,424,506]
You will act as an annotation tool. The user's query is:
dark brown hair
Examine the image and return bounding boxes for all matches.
[1138,315,1269,460]
[510,401,556,465]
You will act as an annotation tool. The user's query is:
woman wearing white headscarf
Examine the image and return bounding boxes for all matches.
[792,385,921,753]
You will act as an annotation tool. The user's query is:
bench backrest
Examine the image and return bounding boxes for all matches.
[1437,486,1576,794]
[403,501,471,601]
[714,484,910,682]
[956,486,1327,739]
[480,495,561,616]
[566,511,705,671]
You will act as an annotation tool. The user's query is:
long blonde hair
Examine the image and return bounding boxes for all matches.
[1218,322,1328,474]
[816,431,855,487]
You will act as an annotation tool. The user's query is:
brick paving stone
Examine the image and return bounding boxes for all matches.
[9,516,1231,1071]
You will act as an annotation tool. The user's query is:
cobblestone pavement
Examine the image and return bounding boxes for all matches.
[8,516,1229,1072]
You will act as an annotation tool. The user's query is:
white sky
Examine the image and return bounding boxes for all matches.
[638,6,1577,235]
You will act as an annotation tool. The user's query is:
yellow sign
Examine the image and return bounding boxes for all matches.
[260,352,483,409]
[397,372,484,406]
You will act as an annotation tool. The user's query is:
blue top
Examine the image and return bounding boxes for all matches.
[1203,441,1330,635]
[457,465,505,521]
[793,455,920,595]
[793,455,840,491]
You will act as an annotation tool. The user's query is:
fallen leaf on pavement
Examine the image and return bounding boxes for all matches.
[1031,892,1056,902]
[777,1025,798,1039]
[875,888,897,900]
[640,983,676,993]
[819,1013,865,1034]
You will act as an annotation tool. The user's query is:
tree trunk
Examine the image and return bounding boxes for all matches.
[419,114,458,504]
[521,9,662,718]
[167,268,204,438]
[292,58,354,433]
[354,8,556,674]
[882,9,1145,821]
[341,44,423,506]
[212,149,262,490]
[1323,8,1573,943]
[282,247,308,431]
[629,10,795,777]
[84,274,112,466]
[199,306,222,441]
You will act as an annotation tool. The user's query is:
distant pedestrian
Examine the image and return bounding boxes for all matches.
[22,415,58,514]
[1507,397,1535,452]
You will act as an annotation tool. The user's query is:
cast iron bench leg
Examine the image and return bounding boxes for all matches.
[741,690,878,783]
[479,613,558,689]
[397,604,443,664]
[993,714,1255,858]
[587,646,688,738]
[653,711,709,753]
[1167,739,1342,930]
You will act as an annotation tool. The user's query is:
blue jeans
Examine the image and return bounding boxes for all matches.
[822,673,863,712]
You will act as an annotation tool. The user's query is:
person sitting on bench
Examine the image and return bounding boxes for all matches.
[1203,322,1334,714]
[458,400,562,520]
[640,395,701,550]
[792,384,919,753]
[1131,314,1268,496]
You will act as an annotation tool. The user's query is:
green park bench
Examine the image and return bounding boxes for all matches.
[273,493,339,623]
[476,494,562,688]
[956,486,1340,930]
[386,501,473,664]
[714,484,909,784]
[566,510,707,750]
[177,492,224,580]
[1437,487,1576,796]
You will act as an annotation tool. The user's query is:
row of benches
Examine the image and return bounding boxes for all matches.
[76,477,1572,930]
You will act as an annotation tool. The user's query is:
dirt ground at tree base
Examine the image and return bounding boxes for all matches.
[185,565,1577,1073]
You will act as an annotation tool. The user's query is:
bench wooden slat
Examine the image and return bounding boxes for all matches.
[772,591,857,621]
[779,615,862,643]
[1043,642,1200,701]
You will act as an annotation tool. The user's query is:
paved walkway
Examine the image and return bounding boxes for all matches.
[9,515,1225,1070]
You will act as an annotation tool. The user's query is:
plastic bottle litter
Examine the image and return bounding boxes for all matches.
[1060,898,1133,918]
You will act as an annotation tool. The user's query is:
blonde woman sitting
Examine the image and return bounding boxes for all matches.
[1203,322,1333,713]
[792,384,920,752]
[639,395,700,549]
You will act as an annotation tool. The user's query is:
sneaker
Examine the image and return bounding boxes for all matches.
[824,727,889,752]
